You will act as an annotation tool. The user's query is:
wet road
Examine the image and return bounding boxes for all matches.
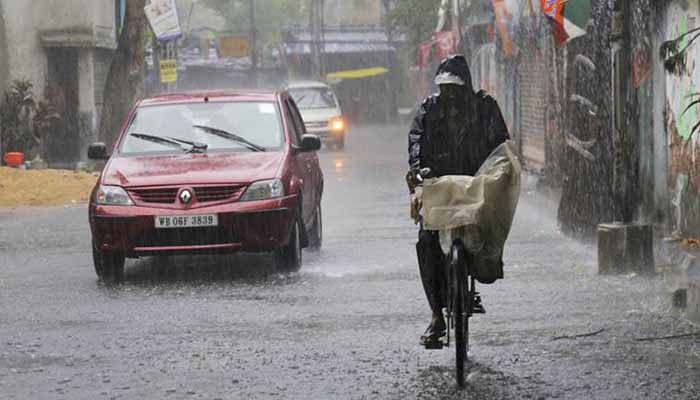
[1,124,699,400]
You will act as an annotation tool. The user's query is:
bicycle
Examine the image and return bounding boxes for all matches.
[421,232,483,387]
[415,142,521,387]
[418,169,486,387]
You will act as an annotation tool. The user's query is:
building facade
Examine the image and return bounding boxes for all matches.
[458,0,700,239]
[0,0,121,167]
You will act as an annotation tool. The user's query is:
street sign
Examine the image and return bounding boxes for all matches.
[144,0,182,41]
[219,37,250,58]
[160,59,178,83]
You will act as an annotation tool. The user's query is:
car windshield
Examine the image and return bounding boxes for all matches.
[289,87,338,109]
[119,102,283,154]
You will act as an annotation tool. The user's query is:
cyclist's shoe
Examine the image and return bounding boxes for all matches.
[472,294,486,314]
[420,319,446,347]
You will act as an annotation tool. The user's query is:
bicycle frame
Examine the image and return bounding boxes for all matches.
[445,237,477,387]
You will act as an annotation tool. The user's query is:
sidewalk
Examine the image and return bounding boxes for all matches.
[659,238,700,325]
[0,167,97,208]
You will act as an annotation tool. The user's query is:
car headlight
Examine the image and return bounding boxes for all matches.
[96,185,133,206]
[240,179,285,201]
[329,117,345,132]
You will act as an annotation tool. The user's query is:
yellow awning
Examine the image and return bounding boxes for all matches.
[326,67,388,81]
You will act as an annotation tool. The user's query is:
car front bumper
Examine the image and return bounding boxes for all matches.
[306,127,345,140]
[89,195,299,257]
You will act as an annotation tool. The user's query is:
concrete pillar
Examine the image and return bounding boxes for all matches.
[598,223,655,275]
[0,0,8,161]
[78,48,97,163]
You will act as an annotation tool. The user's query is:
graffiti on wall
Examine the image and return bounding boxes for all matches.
[668,14,700,141]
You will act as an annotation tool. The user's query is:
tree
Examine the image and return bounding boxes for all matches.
[0,80,36,154]
[98,0,146,148]
[385,0,441,48]
[201,0,308,47]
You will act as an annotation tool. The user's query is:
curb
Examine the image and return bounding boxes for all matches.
[659,239,700,325]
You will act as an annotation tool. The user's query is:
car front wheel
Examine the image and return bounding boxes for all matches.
[92,242,125,283]
[274,219,302,272]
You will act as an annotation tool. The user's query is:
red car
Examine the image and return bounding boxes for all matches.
[87,90,324,282]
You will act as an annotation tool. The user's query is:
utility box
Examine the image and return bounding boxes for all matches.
[598,223,655,275]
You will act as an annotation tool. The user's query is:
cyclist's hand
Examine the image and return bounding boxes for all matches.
[410,187,423,224]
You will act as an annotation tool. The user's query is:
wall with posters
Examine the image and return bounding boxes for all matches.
[663,0,700,236]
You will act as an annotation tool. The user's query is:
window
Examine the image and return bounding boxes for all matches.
[288,87,338,109]
[285,98,306,145]
[119,102,283,154]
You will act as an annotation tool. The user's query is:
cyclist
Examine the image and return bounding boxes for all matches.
[407,55,510,346]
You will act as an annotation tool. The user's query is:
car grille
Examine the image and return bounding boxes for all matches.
[194,185,245,202]
[128,185,245,204]
[135,227,238,247]
[304,121,327,129]
[129,188,179,204]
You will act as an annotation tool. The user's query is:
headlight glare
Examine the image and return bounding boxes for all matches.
[96,185,133,205]
[330,117,345,132]
[240,179,285,201]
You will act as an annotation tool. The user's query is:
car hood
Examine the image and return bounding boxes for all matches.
[102,151,285,188]
[299,107,341,123]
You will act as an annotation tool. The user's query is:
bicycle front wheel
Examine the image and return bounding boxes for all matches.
[451,242,468,387]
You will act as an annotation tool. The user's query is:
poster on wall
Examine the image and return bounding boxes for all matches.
[144,0,182,42]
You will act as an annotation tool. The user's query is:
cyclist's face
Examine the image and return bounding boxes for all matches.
[440,84,464,103]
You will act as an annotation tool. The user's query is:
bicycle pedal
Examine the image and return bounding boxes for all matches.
[472,294,485,314]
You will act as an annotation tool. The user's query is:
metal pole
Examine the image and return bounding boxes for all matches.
[310,0,321,79]
[455,0,465,55]
[249,0,258,87]
[320,0,325,78]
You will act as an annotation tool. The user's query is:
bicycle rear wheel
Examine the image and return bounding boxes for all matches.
[450,241,468,387]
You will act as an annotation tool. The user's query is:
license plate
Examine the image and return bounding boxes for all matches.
[155,214,218,229]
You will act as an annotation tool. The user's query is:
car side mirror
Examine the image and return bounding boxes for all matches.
[300,134,321,152]
[88,142,109,160]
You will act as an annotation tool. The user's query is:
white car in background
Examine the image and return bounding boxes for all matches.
[286,81,347,150]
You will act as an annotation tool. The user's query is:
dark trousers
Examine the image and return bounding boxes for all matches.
[417,229,446,313]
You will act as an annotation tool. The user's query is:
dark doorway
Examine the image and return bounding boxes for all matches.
[46,48,80,167]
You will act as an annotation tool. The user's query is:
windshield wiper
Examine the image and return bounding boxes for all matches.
[129,133,207,153]
[164,136,208,153]
[193,125,266,152]
[130,133,187,151]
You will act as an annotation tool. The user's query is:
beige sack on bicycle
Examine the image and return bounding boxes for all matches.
[421,141,522,283]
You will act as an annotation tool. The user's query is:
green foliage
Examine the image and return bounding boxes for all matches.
[201,0,308,46]
[32,99,61,161]
[385,0,441,48]
[0,79,60,159]
[0,79,36,154]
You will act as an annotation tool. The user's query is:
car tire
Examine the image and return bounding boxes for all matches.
[92,242,125,283]
[308,204,323,250]
[275,219,302,272]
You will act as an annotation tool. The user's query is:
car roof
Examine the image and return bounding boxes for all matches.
[285,80,330,90]
[139,90,280,106]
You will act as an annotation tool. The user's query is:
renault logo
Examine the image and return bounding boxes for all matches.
[179,189,193,204]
